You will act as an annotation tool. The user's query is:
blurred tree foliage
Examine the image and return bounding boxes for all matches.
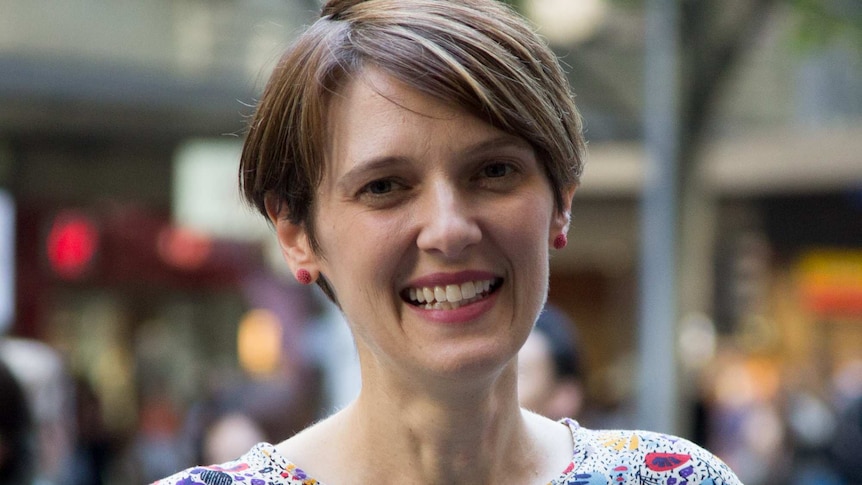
[664,0,858,166]
[499,0,860,148]
[497,0,522,9]
[788,0,862,52]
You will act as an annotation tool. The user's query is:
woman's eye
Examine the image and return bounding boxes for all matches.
[364,179,394,195]
[355,177,410,209]
[481,162,514,178]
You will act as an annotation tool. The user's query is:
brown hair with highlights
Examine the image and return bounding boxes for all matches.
[240,0,585,300]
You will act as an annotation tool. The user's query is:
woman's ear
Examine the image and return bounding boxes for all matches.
[551,184,577,239]
[264,195,320,278]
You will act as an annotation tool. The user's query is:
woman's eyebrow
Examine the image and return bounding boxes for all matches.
[459,135,534,158]
[337,155,411,191]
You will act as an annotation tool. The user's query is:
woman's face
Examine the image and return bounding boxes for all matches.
[278,69,572,382]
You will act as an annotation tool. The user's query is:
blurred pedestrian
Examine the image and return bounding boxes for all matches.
[0,338,74,485]
[518,304,584,420]
[831,360,862,485]
[0,357,34,484]
[68,378,113,485]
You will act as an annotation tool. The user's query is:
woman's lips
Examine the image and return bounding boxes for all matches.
[402,278,503,310]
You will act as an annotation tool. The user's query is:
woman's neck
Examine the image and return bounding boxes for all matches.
[280,361,570,485]
[354,365,525,483]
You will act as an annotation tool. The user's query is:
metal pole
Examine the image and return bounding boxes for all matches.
[637,0,680,435]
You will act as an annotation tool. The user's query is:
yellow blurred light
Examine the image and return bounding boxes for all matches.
[237,309,283,376]
[524,0,607,45]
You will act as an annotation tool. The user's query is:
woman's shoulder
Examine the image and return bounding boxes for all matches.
[559,419,742,484]
[151,442,319,485]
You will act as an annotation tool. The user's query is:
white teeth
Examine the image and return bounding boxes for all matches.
[445,284,462,302]
[406,279,496,308]
[461,281,476,299]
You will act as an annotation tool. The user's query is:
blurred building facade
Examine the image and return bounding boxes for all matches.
[0,1,860,484]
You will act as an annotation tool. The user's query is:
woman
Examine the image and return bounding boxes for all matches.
[157,0,741,483]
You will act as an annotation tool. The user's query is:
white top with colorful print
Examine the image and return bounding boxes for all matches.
[153,418,742,485]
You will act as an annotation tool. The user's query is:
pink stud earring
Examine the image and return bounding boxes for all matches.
[296,269,313,285]
[553,233,568,250]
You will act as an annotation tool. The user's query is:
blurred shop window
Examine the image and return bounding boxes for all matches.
[796,250,862,318]
[172,139,269,243]
[0,191,13,335]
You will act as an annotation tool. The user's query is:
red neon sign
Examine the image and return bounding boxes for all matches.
[46,212,99,279]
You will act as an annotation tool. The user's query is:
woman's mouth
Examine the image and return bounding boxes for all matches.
[402,278,502,310]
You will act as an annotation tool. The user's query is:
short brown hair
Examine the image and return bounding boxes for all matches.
[240,0,585,296]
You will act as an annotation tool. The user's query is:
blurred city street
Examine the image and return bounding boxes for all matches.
[0,1,860,484]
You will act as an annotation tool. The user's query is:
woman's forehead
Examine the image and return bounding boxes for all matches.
[323,70,527,170]
[331,68,462,124]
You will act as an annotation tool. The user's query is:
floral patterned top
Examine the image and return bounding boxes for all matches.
[153,419,741,485]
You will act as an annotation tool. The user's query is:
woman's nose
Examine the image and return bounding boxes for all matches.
[415,181,481,258]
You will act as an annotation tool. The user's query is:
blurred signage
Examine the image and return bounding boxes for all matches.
[173,139,269,241]
[796,250,862,317]
[0,191,13,333]
[32,203,252,288]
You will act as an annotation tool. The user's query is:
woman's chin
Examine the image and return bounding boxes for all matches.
[411,340,519,383]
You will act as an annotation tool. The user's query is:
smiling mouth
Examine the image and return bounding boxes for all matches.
[402,278,503,310]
